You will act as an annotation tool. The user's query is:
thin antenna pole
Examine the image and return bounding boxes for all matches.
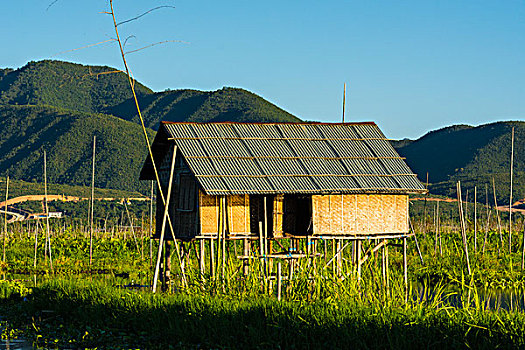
[90,135,96,266]
[342,83,346,123]
[509,127,514,253]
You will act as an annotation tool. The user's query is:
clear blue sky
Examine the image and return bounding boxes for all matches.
[1,0,524,139]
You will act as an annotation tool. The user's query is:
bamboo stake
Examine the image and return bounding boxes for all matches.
[149,181,153,266]
[403,237,408,295]
[124,199,140,254]
[483,185,490,253]
[521,220,525,270]
[43,151,53,272]
[222,196,226,279]
[89,135,96,266]
[277,262,282,301]
[457,181,471,275]
[152,147,176,293]
[474,186,477,252]
[33,219,39,268]
[409,218,424,264]
[493,177,503,249]
[509,127,514,253]
[108,0,186,286]
[3,176,8,263]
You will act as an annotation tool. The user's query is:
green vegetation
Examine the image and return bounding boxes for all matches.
[0,104,154,192]
[394,121,525,205]
[1,208,525,348]
[107,87,300,130]
[0,60,151,113]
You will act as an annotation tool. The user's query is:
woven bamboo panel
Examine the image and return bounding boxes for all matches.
[396,195,409,232]
[199,191,219,234]
[312,195,331,235]
[342,194,357,234]
[369,195,383,233]
[273,194,284,237]
[228,195,249,234]
[383,194,397,232]
[356,195,370,233]
[330,195,343,235]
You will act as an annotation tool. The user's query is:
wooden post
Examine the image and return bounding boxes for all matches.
[259,221,265,280]
[509,127,514,254]
[3,176,8,263]
[521,220,525,270]
[356,240,362,282]
[457,181,472,275]
[277,262,282,301]
[33,219,39,268]
[210,238,216,278]
[243,238,249,276]
[222,196,226,279]
[493,177,503,249]
[164,240,171,291]
[403,237,408,294]
[89,135,96,266]
[474,186,477,252]
[149,181,154,266]
[199,239,205,276]
[43,151,53,271]
[152,147,177,293]
[336,239,342,276]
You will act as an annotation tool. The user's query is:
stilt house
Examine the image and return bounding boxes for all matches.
[140,122,426,241]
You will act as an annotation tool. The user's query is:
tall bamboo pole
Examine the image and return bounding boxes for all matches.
[474,186,477,252]
[457,181,471,275]
[493,177,503,249]
[152,147,177,293]
[509,127,514,253]
[89,135,96,266]
[43,151,53,271]
[3,176,8,263]
[342,83,346,123]
[149,181,153,266]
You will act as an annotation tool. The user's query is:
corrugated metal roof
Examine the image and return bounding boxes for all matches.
[140,122,426,195]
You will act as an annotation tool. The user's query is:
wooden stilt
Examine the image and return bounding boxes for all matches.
[403,237,408,292]
[243,238,249,276]
[336,239,342,276]
[210,238,216,278]
[152,148,177,293]
[277,262,282,301]
[356,240,362,282]
[199,239,205,276]
[164,240,171,291]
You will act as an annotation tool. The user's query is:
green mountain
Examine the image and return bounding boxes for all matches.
[0,60,152,114]
[394,121,525,204]
[0,104,153,192]
[106,87,300,130]
[0,60,300,193]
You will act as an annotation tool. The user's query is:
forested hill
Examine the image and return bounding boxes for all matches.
[0,60,152,114]
[106,87,300,130]
[0,104,154,192]
[393,121,525,204]
[0,60,299,193]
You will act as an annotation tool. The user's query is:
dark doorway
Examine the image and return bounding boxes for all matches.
[249,195,274,237]
[283,195,313,236]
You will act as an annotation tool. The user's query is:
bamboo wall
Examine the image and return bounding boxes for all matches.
[312,194,408,236]
[199,191,251,235]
